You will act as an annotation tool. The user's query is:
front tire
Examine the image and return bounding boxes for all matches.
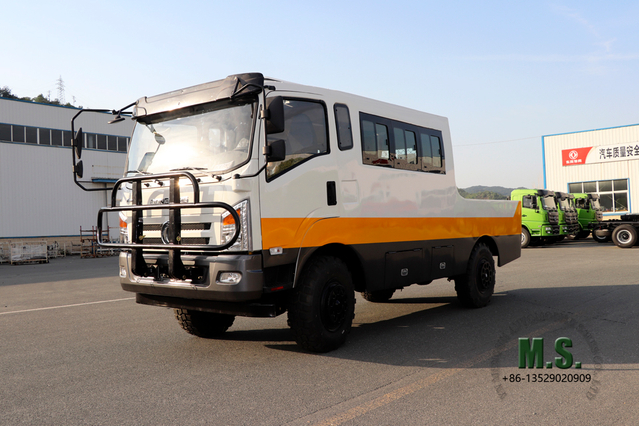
[592,232,611,243]
[454,243,495,308]
[521,227,531,248]
[174,309,235,338]
[612,225,637,248]
[288,256,355,353]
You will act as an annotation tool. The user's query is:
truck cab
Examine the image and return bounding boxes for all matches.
[555,192,579,237]
[573,193,603,239]
[511,189,559,248]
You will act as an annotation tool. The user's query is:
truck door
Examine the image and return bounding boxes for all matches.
[259,98,339,267]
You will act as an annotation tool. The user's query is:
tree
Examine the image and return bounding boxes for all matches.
[1,86,76,108]
[0,86,18,99]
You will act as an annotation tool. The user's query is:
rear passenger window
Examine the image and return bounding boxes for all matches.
[393,127,418,170]
[361,112,444,174]
[361,119,390,166]
[419,132,444,173]
[334,104,353,150]
[266,99,328,179]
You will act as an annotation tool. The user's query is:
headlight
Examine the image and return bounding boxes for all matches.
[220,200,250,251]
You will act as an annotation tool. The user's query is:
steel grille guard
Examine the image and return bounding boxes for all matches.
[96,171,240,278]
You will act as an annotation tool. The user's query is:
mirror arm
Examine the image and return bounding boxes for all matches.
[70,108,116,192]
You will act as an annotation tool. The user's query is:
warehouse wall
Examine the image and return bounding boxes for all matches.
[0,98,134,240]
[543,124,639,216]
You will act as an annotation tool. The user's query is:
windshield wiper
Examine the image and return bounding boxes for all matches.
[126,170,152,175]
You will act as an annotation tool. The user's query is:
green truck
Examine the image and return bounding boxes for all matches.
[555,192,579,238]
[572,193,603,239]
[511,189,560,248]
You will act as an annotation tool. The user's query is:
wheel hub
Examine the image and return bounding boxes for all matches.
[477,260,494,293]
[321,281,348,332]
[618,231,631,243]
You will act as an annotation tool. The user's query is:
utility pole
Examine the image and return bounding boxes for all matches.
[56,76,66,104]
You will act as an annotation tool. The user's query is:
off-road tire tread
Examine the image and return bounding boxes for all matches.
[454,243,495,309]
[174,308,235,338]
[287,256,355,353]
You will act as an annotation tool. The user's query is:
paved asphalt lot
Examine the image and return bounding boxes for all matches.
[1,239,637,425]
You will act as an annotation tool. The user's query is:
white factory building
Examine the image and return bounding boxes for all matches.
[543,123,639,217]
[0,97,134,252]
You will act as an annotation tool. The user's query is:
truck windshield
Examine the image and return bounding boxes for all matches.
[125,102,255,175]
[541,196,557,210]
[590,199,602,210]
[558,198,571,211]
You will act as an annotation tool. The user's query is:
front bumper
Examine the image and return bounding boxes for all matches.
[535,225,560,236]
[119,251,265,302]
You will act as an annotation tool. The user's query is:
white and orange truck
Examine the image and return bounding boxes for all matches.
[71,73,521,352]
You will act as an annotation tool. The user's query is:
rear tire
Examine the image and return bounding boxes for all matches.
[288,256,355,352]
[454,243,495,308]
[174,309,235,338]
[612,225,637,248]
[361,289,396,303]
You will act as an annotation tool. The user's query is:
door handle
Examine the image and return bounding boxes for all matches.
[326,181,337,206]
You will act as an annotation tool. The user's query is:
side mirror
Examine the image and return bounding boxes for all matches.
[265,96,285,134]
[263,139,286,162]
[74,161,84,179]
[73,128,84,158]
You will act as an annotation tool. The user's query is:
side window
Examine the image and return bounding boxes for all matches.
[431,135,443,168]
[266,99,328,179]
[393,126,418,170]
[334,104,353,150]
[522,196,533,209]
[362,119,376,158]
[375,124,389,162]
[361,113,390,166]
[361,112,444,174]
[419,131,445,173]
[405,130,417,166]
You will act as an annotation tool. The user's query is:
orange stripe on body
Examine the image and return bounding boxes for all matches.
[261,206,521,249]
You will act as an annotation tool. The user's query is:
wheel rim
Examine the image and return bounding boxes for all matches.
[320,281,348,332]
[477,260,494,293]
[618,230,631,244]
[521,232,526,244]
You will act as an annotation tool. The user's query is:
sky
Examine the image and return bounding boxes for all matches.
[2,0,638,189]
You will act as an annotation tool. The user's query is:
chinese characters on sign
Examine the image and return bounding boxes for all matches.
[561,143,639,166]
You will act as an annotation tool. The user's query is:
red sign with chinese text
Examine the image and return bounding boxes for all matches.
[561,147,594,166]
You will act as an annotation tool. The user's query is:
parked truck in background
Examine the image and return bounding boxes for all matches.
[555,192,579,238]
[70,73,521,352]
[591,214,639,248]
[572,193,603,240]
[511,189,559,248]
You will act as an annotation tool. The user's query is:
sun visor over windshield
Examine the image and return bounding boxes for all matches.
[133,73,264,119]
